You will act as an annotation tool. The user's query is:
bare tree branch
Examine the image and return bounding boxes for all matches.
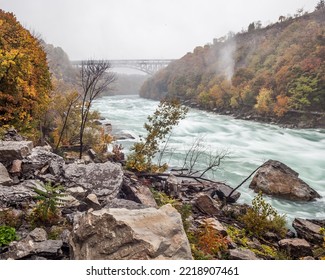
[79,60,116,158]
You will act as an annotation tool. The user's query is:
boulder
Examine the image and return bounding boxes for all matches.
[166,174,181,198]
[85,193,101,210]
[0,238,63,260]
[22,146,65,177]
[122,176,157,207]
[200,218,227,237]
[211,182,241,203]
[63,161,123,203]
[0,180,43,207]
[66,186,87,200]
[0,162,12,186]
[0,141,33,163]
[105,198,150,210]
[29,228,48,242]
[69,204,193,260]
[249,160,321,201]
[278,238,313,259]
[113,132,135,140]
[9,159,22,174]
[2,128,25,141]
[292,218,324,245]
[194,193,221,216]
[228,248,260,260]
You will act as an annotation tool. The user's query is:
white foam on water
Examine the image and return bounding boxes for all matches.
[92,95,325,225]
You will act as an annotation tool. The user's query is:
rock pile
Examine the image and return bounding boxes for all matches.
[0,135,323,260]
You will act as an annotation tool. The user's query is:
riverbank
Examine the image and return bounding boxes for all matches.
[179,100,325,129]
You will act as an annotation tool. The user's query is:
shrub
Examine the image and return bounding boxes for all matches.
[196,221,229,259]
[0,209,23,229]
[226,226,249,247]
[240,192,287,237]
[0,226,18,247]
[30,183,65,226]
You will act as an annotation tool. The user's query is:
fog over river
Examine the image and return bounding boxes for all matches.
[93,95,325,224]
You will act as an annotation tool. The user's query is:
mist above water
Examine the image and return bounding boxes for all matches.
[92,95,325,224]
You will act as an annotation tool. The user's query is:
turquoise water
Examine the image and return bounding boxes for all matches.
[93,95,325,224]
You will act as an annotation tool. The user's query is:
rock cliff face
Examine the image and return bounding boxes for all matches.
[249,160,320,201]
[69,205,193,260]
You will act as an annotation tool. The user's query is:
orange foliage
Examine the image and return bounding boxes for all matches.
[197,222,229,257]
[0,10,51,131]
[274,95,290,117]
[140,9,324,115]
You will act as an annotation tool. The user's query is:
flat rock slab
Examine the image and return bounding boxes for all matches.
[0,141,33,162]
[194,193,222,215]
[69,204,193,260]
[228,248,260,260]
[249,160,320,201]
[278,238,313,259]
[63,161,123,203]
[0,238,63,260]
[292,218,324,245]
[0,180,43,207]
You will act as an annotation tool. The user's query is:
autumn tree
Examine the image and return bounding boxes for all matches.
[79,60,116,158]
[254,88,274,114]
[0,10,51,138]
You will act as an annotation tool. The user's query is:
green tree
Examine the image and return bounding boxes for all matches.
[126,99,188,172]
[288,75,319,110]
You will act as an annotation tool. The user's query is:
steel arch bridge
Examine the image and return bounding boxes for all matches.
[71,59,174,75]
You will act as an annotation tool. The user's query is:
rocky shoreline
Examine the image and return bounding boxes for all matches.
[178,99,325,129]
[0,131,324,260]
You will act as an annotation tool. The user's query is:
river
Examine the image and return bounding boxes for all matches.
[92,95,325,224]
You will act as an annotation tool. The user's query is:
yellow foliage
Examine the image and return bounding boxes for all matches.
[0,10,51,134]
[254,88,274,114]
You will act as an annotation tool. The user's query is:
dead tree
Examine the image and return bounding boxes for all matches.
[79,60,116,158]
[180,136,229,178]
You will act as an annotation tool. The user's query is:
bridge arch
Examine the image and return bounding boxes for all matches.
[71,59,174,75]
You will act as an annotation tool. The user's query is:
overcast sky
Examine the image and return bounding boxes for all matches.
[0,0,319,60]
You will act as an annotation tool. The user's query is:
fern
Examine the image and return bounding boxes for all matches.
[31,182,66,225]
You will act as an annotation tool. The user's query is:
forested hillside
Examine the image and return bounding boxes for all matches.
[140,8,325,126]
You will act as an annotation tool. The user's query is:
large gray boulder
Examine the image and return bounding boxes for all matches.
[249,160,320,201]
[63,161,123,204]
[69,204,193,260]
[0,141,33,163]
